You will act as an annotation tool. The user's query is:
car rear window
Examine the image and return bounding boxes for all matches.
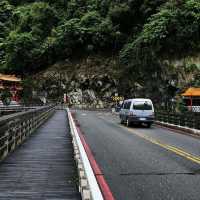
[133,102,152,110]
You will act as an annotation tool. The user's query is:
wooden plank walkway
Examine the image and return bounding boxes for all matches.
[0,110,81,200]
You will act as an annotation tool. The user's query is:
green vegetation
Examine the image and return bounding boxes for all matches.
[0,0,199,95]
[119,0,200,92]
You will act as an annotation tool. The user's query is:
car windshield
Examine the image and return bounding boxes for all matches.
[133,102,152,110]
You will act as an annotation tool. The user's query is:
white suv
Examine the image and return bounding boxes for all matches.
[119,98,155,127]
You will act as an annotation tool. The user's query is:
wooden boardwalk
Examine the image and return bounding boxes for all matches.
[0,110,81,200]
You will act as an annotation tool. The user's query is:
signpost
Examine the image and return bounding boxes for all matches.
[64,93,67,103]
[111,95,124,113]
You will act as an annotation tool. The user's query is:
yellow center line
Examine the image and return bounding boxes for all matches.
[122,126,200,165]
[97,114,200,164]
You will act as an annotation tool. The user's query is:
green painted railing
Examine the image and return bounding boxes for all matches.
[156,111,200,130]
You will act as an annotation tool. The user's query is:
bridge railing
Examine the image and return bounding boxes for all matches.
[0,106,34,117]
[0,106,55,161]
[156,110,200,130]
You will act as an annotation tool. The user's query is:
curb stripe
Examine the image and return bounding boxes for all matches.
[68,110,104,200]
[74,121,115,200]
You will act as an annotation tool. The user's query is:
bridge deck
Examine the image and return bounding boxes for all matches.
[0,110,80,200]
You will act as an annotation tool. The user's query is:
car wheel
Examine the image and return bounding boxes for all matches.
[147,123,152,128]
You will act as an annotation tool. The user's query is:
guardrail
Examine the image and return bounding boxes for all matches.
[67,108,104,200]
[0,106,30,117]
[0,106,55,161]
[0,106,34,112]
[156,111,200,130]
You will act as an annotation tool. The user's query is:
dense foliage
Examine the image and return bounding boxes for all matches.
[119,0,200,98]
[120,0,200,63]
[0,0,199,84]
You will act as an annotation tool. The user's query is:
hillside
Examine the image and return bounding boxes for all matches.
[0,0,199,106]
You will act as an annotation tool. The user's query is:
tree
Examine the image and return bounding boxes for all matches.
[5,31,40,74]
[0,1,13,66]
[109,4,133,33]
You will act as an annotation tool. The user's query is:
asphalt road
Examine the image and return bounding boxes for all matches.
[74,110,200,200]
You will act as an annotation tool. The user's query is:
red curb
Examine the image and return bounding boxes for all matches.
[72,115,115,200]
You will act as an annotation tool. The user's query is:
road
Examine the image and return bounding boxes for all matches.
[74,110,200,200]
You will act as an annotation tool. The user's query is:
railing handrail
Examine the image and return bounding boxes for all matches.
[0,106,34,111]
[156,109,200,114]
[0,106,54,125]
[156,109,200,130]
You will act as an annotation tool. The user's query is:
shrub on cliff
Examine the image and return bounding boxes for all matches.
[120,0,200,75]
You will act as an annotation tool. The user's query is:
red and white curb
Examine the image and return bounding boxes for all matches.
[67,108,115,200]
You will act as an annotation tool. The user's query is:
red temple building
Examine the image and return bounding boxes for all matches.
[182,87,200,112]
[0,74,22,104]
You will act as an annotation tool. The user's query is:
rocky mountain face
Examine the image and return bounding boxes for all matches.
[164,54,200,88]
[33,53,199,108]
[35,56,119,108]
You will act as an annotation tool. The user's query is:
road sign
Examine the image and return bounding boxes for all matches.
[111,96,124,101]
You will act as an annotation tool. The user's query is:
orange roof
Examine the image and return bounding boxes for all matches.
[0,74,21,82]
[182,87,200,97]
